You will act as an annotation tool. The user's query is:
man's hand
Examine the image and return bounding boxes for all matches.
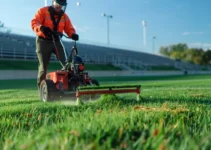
[40,26,52,36]
[71,33,79,41]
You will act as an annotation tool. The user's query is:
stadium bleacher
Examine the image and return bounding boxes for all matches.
[0,32,205,71]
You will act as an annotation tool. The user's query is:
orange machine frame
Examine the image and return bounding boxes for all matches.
[47,71,69,90]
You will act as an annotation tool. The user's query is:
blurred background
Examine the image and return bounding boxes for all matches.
[1,0,211,77]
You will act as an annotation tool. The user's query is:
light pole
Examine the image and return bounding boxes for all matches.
[45,0,47,6]
[142,20,147,48]
[0,21,4,28]
[102,13,113,45]
[152,36,156,54]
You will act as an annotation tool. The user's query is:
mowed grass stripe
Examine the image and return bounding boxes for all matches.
[1,75,211,149]
[0,100,40,107]
[2,105,211,149]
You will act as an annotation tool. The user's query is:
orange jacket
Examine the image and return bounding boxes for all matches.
[31,6,76,38]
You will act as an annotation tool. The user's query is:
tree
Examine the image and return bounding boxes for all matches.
[159,46,170,56]
[159,43,208,65]
[159,43,188,59]
[170,51,183,59]
[203,50,211,65]
[182,48,204,65]
[169,43,188,60]
[170,43,188,53]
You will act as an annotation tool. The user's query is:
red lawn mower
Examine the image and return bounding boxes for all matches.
[39,33,141,104]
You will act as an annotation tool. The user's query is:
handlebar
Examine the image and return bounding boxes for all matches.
[51,31,77,46]
[51,31,71,39]
[51,31,78,64]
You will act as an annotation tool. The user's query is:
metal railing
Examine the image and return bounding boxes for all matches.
[0,47,206,71]
[0,47,148,68]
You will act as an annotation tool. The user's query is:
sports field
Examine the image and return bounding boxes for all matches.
[1,75,211,149]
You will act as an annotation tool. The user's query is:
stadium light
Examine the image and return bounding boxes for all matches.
[152,36,156,54]
[142,20,147,48]
[76,2,81,6]
[45,0,47,6]
[102,13,113,45]
[0,21,4,28]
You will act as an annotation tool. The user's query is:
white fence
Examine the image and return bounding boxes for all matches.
[0,47,54,61]
[0,47,149,68]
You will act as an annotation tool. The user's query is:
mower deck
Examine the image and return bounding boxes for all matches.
[76,85,141,101]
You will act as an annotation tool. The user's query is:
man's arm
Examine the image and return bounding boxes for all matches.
[64,15,76,38]
[31,8,45,36]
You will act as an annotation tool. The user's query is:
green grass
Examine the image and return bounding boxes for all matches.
[1,75,211,149]
[1,74,211,89]
[0,60,122,71]
[130,65,180,71]
[150,65,180,71]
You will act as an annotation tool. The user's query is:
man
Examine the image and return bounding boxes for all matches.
[31,0,79,90]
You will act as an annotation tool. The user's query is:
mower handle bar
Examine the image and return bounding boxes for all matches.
[51,31,74,40]
[51,31,78,66]
[51,31,77,47]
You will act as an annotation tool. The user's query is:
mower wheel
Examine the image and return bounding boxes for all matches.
[40,80,57,102]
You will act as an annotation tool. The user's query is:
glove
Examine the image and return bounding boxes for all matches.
[71,33,79,41]
[40,26,52,36]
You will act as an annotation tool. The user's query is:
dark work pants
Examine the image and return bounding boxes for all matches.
[36,37,66,87]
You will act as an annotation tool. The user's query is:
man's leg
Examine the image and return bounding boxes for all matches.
[36,37,53,90]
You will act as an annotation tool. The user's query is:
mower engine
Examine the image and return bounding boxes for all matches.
[46,54,95,95]
[67,55,93,91]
